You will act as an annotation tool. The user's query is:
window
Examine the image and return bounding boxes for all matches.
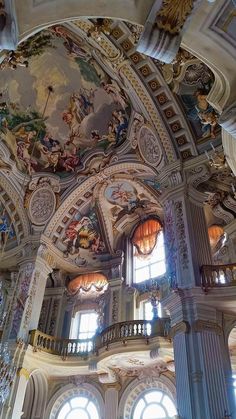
[134,230,166,283]
[70,311,98,350]
[57,396,100,419]
[133,390,177,419]
[142,300,162,321]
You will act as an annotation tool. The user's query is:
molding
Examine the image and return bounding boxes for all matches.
[17,367,30,380]
[192,320,223,335]
[170,321,190,338]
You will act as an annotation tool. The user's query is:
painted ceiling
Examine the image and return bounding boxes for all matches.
[0,18,229,271]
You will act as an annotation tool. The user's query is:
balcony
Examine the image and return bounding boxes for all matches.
[29,318,171,358]
[201,263,236,292]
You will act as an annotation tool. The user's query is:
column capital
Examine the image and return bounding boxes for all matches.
[0,0,18,50]
[137,0,196,63]
[17,367,30,381]
[104,382,121,391]
[170,320,190,338]
[192,319,223,335]
[219,103,236,139]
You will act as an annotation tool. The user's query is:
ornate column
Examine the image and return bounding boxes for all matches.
[137,0,199,63]
[158,165,212,289]
[108,264,123,324]
[104,383,120,419]
[220,104,236,177]
[164,290,235,419]
[0,0,18,50]
[7,368,30,419]
[8,245,53,342]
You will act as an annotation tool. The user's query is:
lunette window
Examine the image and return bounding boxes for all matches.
[132,390,177,419]
[57,396,100,419]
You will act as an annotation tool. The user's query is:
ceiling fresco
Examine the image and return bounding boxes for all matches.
[0,17,230,272]
[158,50,220,144]
[59,205,108,268]
[0,26,131,176]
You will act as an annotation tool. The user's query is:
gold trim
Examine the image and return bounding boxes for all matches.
[17,368,30,380]
[156,0,194,35]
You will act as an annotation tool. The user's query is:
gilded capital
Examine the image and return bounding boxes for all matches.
[17,367,30,380]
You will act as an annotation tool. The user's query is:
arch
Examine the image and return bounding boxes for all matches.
[16,0,154,42]
[43,162,159,239]
[45,383,104,419]
[22,370,48,419]
[118,375,176,419]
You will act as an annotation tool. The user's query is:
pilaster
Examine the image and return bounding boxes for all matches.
[104,383,120,419]
[158,165,212,289]
[164,290,236,419]
[137,0,207,63]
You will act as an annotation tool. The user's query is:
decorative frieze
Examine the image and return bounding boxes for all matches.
[192,319,223,335]
[174,200,189,271]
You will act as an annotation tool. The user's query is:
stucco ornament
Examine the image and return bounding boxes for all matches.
[138,125,162,166]
[26,177,60,225]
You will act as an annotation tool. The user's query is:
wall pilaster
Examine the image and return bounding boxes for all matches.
[164,290,236,419]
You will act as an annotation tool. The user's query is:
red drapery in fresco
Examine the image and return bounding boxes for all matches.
[67,273,108,294]
[132,219,162,256]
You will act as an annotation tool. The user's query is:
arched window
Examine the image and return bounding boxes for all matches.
[132,390,177,419]
[57,396,100,419]
[132,219,166,283]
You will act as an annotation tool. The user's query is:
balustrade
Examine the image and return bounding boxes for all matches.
[29,318,170,357]
[201,263,236,291]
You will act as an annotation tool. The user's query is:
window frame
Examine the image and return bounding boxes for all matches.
[132,389,177,419]
[132,226,166,284]
[56,395,100,419]
[70,310,98,340]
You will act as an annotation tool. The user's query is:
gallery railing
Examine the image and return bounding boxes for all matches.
[29,318,170,358]
[201,263,236,292]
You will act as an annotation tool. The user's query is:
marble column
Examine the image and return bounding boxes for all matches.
[8,256,52,342]
[0,0,18,50]
[104,384,120,419]
[137,0,198,63]
[160,181,212,289]
[0,368,30,419]
[164,291,236,419]
[108,264,123,324]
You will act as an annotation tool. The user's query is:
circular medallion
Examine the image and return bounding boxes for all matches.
[105,181,137,207]
[138,126,162,166]
[28,187,56,225]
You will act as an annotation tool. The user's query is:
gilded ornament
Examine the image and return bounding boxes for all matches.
[156,0,194,35]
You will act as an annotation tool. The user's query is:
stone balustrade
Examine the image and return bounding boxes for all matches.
[29,318,171,357]
[201,263,236,292]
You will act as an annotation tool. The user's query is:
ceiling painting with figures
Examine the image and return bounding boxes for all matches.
[0,26,131,177]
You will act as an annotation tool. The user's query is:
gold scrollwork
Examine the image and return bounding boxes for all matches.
[156,0,194,35]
